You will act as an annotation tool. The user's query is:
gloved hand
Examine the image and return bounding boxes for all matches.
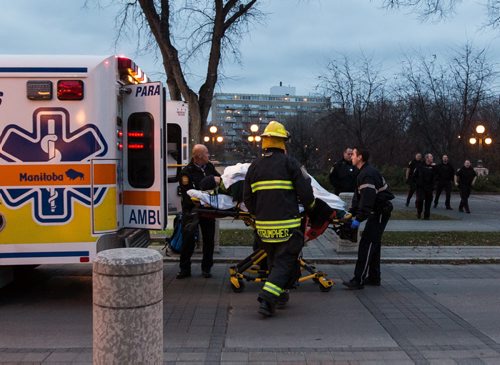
[351,219,360,230]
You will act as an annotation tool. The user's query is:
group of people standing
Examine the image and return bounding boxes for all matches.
[406,152,478,219]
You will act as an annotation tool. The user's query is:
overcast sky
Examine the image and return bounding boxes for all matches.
[1,0,499,96]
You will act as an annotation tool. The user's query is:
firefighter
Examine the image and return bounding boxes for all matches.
[177,144,221,279]
[343,147,394,290]
[243,121,315,317]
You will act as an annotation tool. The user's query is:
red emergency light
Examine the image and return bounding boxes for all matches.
[117,56,148,84]
[57,80,84,100]
[128,131,144,138]
[128,143,144,150]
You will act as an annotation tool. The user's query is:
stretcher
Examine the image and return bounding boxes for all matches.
[194,205,357,293]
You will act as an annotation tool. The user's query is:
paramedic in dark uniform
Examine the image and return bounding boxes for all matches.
[243,121,316,317]
[455,159,477,214]
[328,147,358,195]
[413,153,436,220]
[176,144,221,279]
[433,154,455,209]
[405,152,422,207]
[343,147,394,290]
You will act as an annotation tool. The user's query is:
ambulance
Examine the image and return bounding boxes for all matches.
[0,55,189,283]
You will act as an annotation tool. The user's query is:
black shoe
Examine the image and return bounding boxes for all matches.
[423,217,430,220]
[465,210,471,214]
[433,203,438,208]
[176,271,191,279]
[446,207,453,210]
[342,278,364,290]
[405,202,409,207]
[276,290,289,309]
[364,278,381,286]
[202,271,212,278]
[258,299,275,317]
[417,213,421,219]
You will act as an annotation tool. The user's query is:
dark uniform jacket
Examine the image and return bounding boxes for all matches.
[351,163,394,222]
[435,163,455,184]
[179,160,220,211]
[406,159,423,183]
[243,148,315,243]
[414,163,436,192]
[456,166,477,188]
[329,158,358,193]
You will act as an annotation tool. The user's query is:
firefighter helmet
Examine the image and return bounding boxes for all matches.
[261,121,289,139]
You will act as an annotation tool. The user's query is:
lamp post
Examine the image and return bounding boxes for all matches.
[469,124,493,164]
[247,124,261,158]
[204,125,224,160]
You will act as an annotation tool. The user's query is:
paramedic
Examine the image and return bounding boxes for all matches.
[343,147,394,290]
[177,144,221,279]
[243,121,316,317]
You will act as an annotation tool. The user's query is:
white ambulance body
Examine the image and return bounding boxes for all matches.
[0,55,188,271]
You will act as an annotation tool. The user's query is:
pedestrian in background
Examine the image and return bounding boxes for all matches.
[177,144,220,279]
[455,159,477,214]
[434,154,455,210]
[405,152,423,207]
[413,153,436,220]
[328,147,358,196]
[343,147,394,290]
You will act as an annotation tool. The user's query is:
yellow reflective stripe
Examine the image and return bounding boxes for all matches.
[255,218,301,229]
[251,180,294,192]
[263,282,283,297]
[261,237,290,243]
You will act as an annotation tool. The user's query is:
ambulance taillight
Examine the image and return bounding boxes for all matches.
[127,113,154,188]
[57,80,84,100]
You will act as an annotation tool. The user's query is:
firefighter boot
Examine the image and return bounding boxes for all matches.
[276,290,290,309]
[258,297,276,317]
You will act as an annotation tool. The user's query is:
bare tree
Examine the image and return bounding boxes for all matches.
[106,0,260,143]
[399,44,495,160]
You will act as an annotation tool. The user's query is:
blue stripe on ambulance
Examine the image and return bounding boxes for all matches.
[0,67,88,73]
[0,251,90,258]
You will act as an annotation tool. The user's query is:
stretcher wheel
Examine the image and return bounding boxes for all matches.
[319,284,332,292]
[230,278,245,293]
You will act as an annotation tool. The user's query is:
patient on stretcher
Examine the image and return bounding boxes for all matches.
[186,162,349,220]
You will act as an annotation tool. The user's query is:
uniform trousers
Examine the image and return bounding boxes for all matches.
[179,211,215,273]
[354,210,391,283]
[258,231,303,303]
[434,181,452,208]
[458,185,472,212]
[416,188,433,219]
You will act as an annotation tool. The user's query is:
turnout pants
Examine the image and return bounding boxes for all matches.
[258,231,304,304]
[434,181,452,208]
[354,211,391,283]
[179,211,215,273]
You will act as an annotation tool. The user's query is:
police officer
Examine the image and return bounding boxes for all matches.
[433,154,455,209]
[177,144,221,279]
[455,159,477,214]
[343,147,394,290]
[328,147,358,196]
[405,152,423,207]
[243,121,315,317]
[414,153,436,220]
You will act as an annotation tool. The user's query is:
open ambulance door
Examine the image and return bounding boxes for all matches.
[165,101,189,215]
[121,82,165,230]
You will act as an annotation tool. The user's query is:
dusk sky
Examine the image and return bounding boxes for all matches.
[1,0,499,97]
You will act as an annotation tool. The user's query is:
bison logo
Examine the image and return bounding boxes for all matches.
[65,168,84,180]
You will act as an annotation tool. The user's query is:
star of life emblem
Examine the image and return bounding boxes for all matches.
[0,107,108,224]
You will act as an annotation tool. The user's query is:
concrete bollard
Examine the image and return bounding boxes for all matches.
[93,248,163,365]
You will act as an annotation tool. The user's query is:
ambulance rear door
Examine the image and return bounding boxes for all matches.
[121,82,165,230]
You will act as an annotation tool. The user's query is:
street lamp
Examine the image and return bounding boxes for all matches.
[469,124,493,164]
[204,125,224,160]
